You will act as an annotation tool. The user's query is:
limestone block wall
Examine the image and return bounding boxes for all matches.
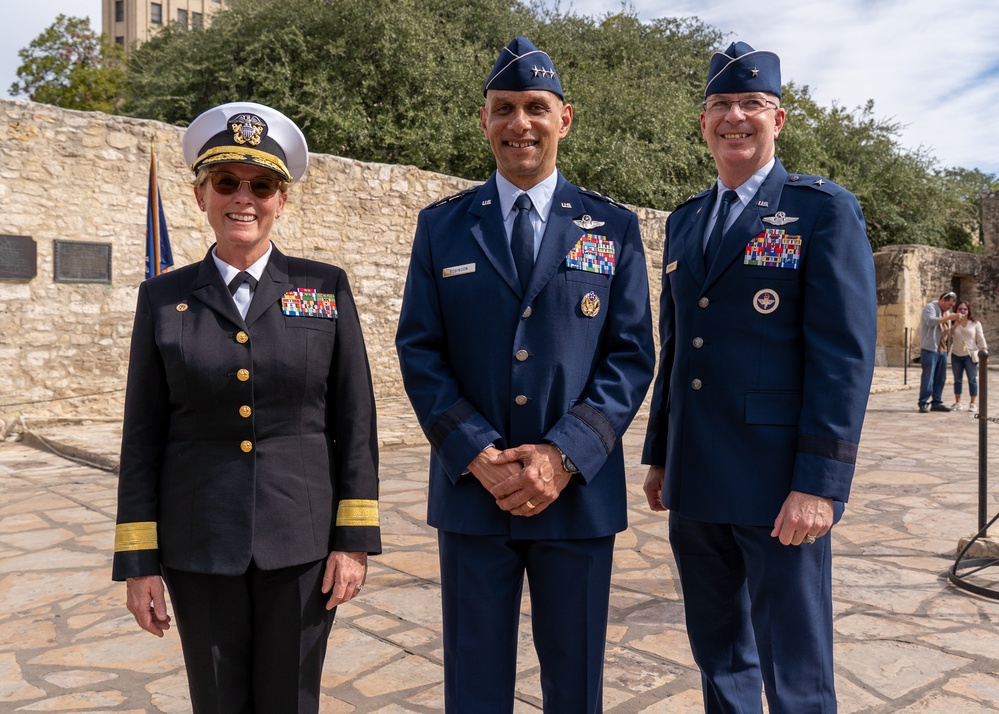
[0,99,667,430]
[874,244,988,366]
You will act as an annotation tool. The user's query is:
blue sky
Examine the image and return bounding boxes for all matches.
[6,0,998,177]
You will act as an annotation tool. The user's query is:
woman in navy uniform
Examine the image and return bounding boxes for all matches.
[643,43,876,713]
[113,102,380,713]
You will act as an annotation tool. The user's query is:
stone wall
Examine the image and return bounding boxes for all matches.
[874,245,985,366]
[0,99,666,432]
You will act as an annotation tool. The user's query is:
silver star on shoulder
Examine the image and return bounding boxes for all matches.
[814,179,826,185]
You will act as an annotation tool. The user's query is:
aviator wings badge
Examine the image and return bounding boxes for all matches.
[762,211,800,226]
[573,214,605,230]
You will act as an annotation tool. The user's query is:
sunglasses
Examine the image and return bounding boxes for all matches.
[207,171,283,199]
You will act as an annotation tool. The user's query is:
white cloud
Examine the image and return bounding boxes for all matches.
[564,0,999,174]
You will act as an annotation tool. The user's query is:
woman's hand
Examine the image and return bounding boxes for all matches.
[126,575,171,637]
[321,551,368,609]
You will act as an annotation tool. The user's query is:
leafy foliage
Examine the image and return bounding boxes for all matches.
[18,2,990,250]
[9,15,126,114]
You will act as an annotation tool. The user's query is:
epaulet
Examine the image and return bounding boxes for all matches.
[785,173,842,194]
[675,188,712,210]
[578,187,627,210]
[424,187,477,210]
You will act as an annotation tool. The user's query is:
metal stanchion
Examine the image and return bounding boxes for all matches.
[904,327,909,385]
[949,350,999,598]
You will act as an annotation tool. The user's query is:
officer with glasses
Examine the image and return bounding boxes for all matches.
[642,42,876,712]
[113,102,381,713]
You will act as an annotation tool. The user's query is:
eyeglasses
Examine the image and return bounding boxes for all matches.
[942,291,957,300]
[958,308,969,312]
[207,171,283,199]
[702,97,778,116]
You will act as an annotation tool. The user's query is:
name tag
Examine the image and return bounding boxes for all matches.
[443,263,476,278]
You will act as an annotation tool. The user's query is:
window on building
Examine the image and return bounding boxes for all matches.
[151,3,162,25]
[192,12,203,30]
[177,9,188,27]
[115,0,124,22]
[115,36,125,47]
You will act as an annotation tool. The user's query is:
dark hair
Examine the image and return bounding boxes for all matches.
[956,301,976,322]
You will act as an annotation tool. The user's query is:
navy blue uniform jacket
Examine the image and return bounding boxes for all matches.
[642,159,876,525]
[113,245,380,580]
[396,171,655,539]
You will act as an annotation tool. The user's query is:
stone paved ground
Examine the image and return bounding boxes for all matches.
[4,368,999,712]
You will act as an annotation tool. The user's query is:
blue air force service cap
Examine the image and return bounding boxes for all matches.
[182,101,309,183]
[483,36,564,100]
[705,41,781,99]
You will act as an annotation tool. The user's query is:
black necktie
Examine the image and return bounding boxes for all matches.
[704,189,739,271]
[512,193,534,292]
[228,271,258,295]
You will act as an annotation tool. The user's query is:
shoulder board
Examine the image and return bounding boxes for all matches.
[578,187,627,210]
[674,188,712,211]
[785,173,842,194]
[424,187,477,210]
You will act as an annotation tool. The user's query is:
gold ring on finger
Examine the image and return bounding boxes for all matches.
[526,500,536,510]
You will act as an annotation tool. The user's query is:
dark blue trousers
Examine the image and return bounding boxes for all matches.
[669,515,836,714]
[437,531,615,713]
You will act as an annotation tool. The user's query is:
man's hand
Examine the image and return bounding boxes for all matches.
[488,443,573,516]
[771,490,834,546]
[126,575,171,637]
[321,551,368,610]
[643,466,667,512]
[467,446,522,490]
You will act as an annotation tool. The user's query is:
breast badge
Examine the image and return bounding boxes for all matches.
[573,214,605,230]
[581,291,600,317]
[753,289,780,315]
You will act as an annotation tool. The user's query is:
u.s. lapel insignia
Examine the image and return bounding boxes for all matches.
[753,289,780,314]
[481,199,492,206]
[581,291,600,317]
[561,202,573,209]
[573,214,605,230]
[762,211,799,226]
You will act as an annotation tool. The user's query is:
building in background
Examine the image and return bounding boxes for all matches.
[102,0,226,49]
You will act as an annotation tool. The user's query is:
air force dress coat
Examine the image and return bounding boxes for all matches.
[642,158,876,525]
[396,171,655,539]
[113,245,380,580]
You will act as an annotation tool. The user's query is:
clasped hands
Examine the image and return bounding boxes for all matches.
[468,444,573,516]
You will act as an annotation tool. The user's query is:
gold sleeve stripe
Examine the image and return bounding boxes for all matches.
[336,499,380,527]
[114,522,158,552]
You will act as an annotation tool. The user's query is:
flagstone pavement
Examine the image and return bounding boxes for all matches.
[4,367,999,712]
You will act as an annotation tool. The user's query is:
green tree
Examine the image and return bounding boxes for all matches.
[119,0,992,251]
[9,15,126,113]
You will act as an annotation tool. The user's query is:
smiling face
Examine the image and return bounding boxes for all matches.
[194,162,287,268]
[701,92,786,188]
[480,89,572,190]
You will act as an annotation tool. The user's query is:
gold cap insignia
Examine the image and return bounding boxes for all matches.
[231,114,265,146]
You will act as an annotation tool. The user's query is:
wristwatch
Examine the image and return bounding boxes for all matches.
[556,446,580,475]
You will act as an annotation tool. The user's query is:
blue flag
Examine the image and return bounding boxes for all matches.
[145,149,173,279]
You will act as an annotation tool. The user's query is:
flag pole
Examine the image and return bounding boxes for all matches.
[150,140,162,276]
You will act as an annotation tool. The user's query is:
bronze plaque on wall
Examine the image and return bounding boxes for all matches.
[54,240,112,284]
[0,234,37,281]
